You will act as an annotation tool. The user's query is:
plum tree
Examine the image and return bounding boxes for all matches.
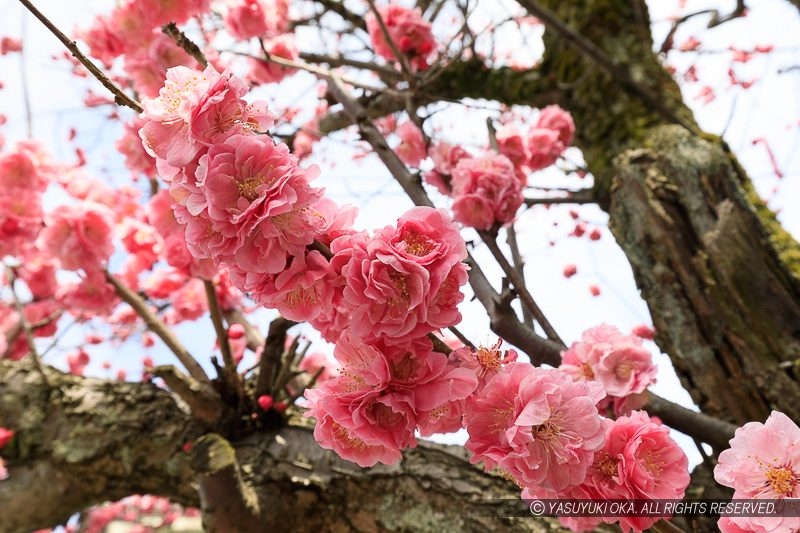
[0,1,799,532]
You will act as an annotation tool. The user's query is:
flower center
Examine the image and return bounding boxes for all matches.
[532,418,561,442]
[401,231,435,256]
[476,345,501,372]
[595,451,619,478]
[615,361,634,380]
[284,286,316,309]
[642,450,664,477]
[388,270,410,308]
[237,175,262,201]
[341,370,366,392]
[332,422,366,449]
[765,466,797,496]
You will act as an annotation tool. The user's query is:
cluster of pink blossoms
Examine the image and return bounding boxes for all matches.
[465,362,606,492]
[560,324,658,416]
[422,143,524,230]
[139,66,473,465]
[412,108,573,231]
[715,411,800,532]
[0,142,51,278]
[223,0,290,41]
[78,0,300,178]
[77,0,209,97]
[366,4,436,71]
[525,411,690,532]
[496,104,575,176]
[304,208,474,465]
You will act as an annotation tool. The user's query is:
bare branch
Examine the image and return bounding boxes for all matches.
[105,271,210,384]
[477,230,564,346]
[4,265,50,387]
[255,316,297,398]
[162,22,208,67]
[203,279,242,404]
[523,188,596,206]
[17,0,142,113]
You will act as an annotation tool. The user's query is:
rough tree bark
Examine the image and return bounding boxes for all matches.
[2,1,799,532]
[0,359,595,533]
[530,0,800,425]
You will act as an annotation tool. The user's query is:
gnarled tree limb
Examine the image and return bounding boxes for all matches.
[0,359,588,532]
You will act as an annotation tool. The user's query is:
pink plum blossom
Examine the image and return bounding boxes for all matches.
[117,117,157,178]
[247,36,298,84]
[451,153,523,229]
[125,32,200,98]
[496,123,530,177]
[714,411,800,532]
[527,127,563,171]
[182,134,322,277]
[252,250,333,321]
[0,427,14,448]
[465,363,606,492]
[76,14,125,67]
[331,207,467,343]
[560,324,657,404]
[140,65,272,170]
[305,331,477,466]
[36,202,115,273]
[536,105,575,147]
[224,0,289,40]
[525,411,689,533]
[449,339,518,392]
[57,271,118,316]
[366,4,436,71]
[395,121,427,167]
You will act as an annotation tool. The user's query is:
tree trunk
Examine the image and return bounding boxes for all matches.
[532,0,800,424]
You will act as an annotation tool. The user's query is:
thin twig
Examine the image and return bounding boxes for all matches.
[5,265,50,387]
[229,48,403,97]
[523,189,596,206]
[106,271,210,383]
[506,225,534,328]
[203,279,242,403]
[19,10,32,137]
[300,52,401,81]
[314,0,367,31]
[478,229,565,347]
[39,317,77,358]
[17,0,142,113]
[365,0,415,82]
[162,22,208,67]
[693,438,716,474]
[447,326,476,349]
[287,366,325,405]
[326,75,434,207]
